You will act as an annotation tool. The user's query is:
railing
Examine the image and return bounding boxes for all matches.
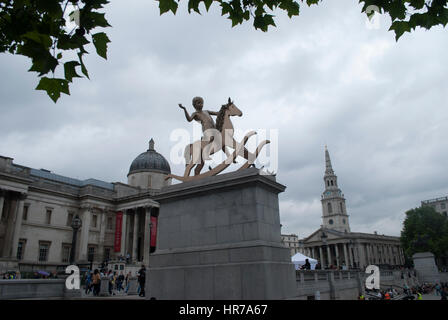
[295,270,360,283]
[422,196,448,204]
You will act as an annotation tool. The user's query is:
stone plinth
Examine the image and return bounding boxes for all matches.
[412,252,440,284]
[99,276,110,296]
[127,277,138,295]
[148,168,296,300]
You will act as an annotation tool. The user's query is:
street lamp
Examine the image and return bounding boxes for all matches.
[69,215,82,265]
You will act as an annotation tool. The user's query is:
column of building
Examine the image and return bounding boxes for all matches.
[319,247,324,267]
[343,243,349,267]
[10,192,27,259]
[143,206,151,265]
[368,245,373,264]
[98,207,107,262]
[78,205,92,262]
[120,209,128,258]
[132,209,140,262]
[0,189,5,221]
[334,244,340,267]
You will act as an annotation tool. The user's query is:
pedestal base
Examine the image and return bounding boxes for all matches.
[148,168,296,300]
[412,252,440,284]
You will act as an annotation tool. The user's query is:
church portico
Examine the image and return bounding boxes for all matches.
[301,147,404,270]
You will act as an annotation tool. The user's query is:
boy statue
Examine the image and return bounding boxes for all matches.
[178,96,220,161]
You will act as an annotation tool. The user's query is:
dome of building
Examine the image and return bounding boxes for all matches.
[128,139,171,176]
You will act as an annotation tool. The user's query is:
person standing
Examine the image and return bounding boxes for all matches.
[92,269,101,296]
[138,265,146,297]
[85,271,92,294]
[440,287,447,300]
[117,272,124,292]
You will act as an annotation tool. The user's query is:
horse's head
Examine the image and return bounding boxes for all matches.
[216,97,242,132]
[226,97,242,117]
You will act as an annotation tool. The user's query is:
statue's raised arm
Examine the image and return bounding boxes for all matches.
[179,103,193,122]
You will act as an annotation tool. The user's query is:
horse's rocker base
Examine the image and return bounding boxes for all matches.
[148,168,296,299]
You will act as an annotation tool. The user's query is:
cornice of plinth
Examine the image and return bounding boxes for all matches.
[153,167,285,202]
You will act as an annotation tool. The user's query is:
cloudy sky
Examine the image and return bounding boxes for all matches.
[1,1,447,239]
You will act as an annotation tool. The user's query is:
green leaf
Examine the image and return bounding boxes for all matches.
[78,52,90,79]
[188,0,201,14]
[306,0,320,6]
[36,77,70,103]
[389,20,411,41]
[159,0,172,14]
[159,0,179,14]
[22,31,53,48]
[64,61,81,82]
[92,32,110,59]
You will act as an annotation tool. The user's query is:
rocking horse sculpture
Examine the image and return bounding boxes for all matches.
[166,97,270,182]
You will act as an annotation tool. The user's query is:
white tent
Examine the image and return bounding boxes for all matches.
[291,252,318,270]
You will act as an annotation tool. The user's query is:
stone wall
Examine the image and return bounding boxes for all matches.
[440,272,448,283]
[0,279,67,299]
[295,270,362,300]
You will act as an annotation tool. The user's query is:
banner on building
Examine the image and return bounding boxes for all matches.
[150,216,157,252]
[114,211,123,252]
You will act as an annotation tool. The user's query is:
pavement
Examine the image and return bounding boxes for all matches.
[421,292,445,300]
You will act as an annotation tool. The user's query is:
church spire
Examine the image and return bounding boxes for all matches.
[321,145,350,233]
[325,145,334,175]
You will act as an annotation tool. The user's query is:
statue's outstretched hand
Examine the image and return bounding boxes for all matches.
[178,103,185,110]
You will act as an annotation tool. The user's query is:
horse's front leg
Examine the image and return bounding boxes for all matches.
[194,159,205,176]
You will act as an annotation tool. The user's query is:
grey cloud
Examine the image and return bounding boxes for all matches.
[1,0,447,240]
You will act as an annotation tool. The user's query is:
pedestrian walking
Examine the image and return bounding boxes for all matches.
[138,265,146,297]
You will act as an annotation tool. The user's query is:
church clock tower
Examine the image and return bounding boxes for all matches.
[321,146,351,233]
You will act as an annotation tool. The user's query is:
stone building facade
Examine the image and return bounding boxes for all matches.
[300,147,405,270]
[0,139,171,273]
[421,196,448,217]
[281,233,301,256]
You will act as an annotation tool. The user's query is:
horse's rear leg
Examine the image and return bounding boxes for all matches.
[232,138,256,163]
[194,161,205,176]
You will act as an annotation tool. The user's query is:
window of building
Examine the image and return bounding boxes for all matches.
[441,203,446,209]
[327,180,330,187]
[92,215,97,228]
[88,246,95,262]
[45,209,52,224]
[327,202,332,214]
[22,205,29,221]
[107,217,113,230]
[343,218,346,224]
[340,202,343,213]
[104,247,111,261]
[330,180,334,186]
[66,212,74,226]
[329,219,334,225]
[61,244,71,263]
[38,242,50,262]
[17,239,26,260]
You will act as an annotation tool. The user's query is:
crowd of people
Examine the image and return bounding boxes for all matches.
[83,264,147,297]
[362,281,448,300]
